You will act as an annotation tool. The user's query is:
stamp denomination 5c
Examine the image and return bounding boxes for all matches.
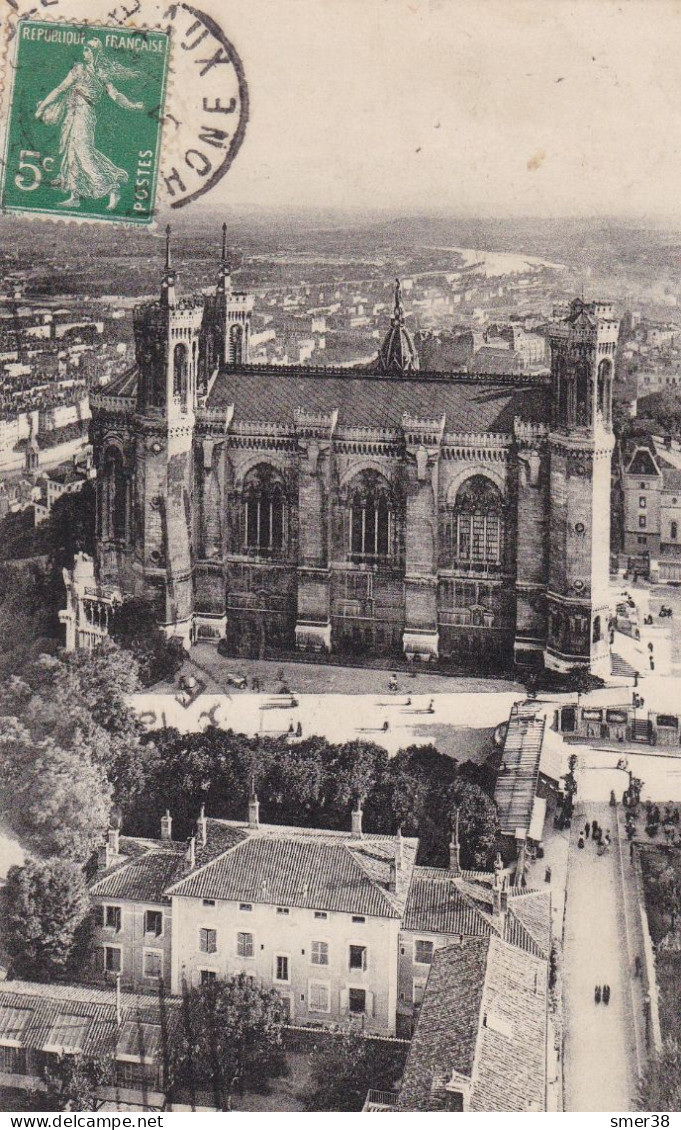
[1,20,169,224]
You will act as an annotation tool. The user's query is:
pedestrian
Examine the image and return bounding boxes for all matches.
[585,822,590,839]
[650,658,655,670]
[603,985,611,1005]
[382,720,389,732]
[427,699,435,714]
[288,722,294,734]
[648,641,654,653]
[578,835,585,849]
[296,721,302,737]
[595,985,601,1004]
[630,840,635,861]
[592,819,598,838]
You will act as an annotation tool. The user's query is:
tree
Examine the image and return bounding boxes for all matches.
[109,595,185,687]
[29,1053,111,1112]
[638,1039,681,1111]
[0,720,112,861]
[303,1029,408,1112]
[170,975,287,1109]
[2,859,92,981]
[449,777,500,870]
[0,646,146,822]
[0,562,57,679]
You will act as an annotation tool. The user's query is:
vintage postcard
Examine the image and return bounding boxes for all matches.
[0,0,679,1118]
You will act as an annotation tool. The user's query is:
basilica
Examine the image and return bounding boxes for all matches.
[74,228,618,676]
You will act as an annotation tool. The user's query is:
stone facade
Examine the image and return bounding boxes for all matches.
[84,237,617,676]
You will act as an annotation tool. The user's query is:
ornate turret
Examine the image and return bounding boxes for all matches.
[377,278,419,375]
[200,224,253,374]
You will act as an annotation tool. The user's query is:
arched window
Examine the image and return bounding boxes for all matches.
[597,359,612,422]
[555,355,568,427]
[102,447,128,542]
[574,351,591,427]
[173,342,188,404]
[349,472,394,564]
[229,324,244,365]
[672,521,678,541]
[443,475,504,571]
[243,466,286,555]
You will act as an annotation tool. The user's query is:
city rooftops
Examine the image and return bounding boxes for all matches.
[396,935,547,1112]
[167,821,418,919]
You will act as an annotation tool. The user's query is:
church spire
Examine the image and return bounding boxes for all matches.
[217,221,232,293]
[376,275,418,375]
[161,223,176,306]
[393,277,405,323]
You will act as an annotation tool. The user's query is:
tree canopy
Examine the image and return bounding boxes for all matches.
[303,1029,408,1111]
[169,975,288,1109]
[2,859,92,981]
[638,1039,681,1112]
[132,728,499,869]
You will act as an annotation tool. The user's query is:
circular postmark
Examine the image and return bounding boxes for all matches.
[156,3,249,210]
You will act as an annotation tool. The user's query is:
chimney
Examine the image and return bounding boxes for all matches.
[107,827,120,856]
[492,852,506,920]
[248,776,260,829]
[97,842,111,871]
[396,826,403,871]
[161,810,173,841]
[351,799,363,839]
[186,836,196,872]
[388,858,397,893]
[197,804,207,847]
[449,809,461,875]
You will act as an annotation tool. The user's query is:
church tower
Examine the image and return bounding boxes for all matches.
[200,223,254,385]
[545,298,618,676]
[131,226,203,645]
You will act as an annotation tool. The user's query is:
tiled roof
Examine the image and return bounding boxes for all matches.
[468,937,547,1111]
[207,366,549,433]
[90,850,186,903]
[0,982,179,1061]
[505,891,551,959]
[167,825,418,919]
[99,366,138,399]
[658,458,681,491]
[402,869,494,937]
[396,938,490,1111]
[90,822,247,903]
[402,869,551,960]
[397,936,547,1112]
[494,704,546,837]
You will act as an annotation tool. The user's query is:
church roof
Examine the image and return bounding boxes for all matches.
[207,368,549,434]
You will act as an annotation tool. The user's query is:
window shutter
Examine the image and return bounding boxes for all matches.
[365,990,374,1018]
[94,905,104,928]
[340,989,349,1014]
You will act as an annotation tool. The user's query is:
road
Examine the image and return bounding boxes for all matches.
[563,803,638,1112]
[129,689,523,761]
[574,746,681,804]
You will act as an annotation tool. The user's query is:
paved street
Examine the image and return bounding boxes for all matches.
[563,803,638,1112]
[130,688,523,761]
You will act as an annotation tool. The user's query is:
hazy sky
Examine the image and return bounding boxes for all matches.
[203,0,681,218]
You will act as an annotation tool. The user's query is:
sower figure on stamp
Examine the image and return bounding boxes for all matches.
[35,39,144,211]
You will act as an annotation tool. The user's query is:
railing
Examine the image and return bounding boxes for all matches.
[363,1090,399,1110]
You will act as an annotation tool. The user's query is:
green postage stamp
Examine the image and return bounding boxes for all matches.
[1,20,170,225]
